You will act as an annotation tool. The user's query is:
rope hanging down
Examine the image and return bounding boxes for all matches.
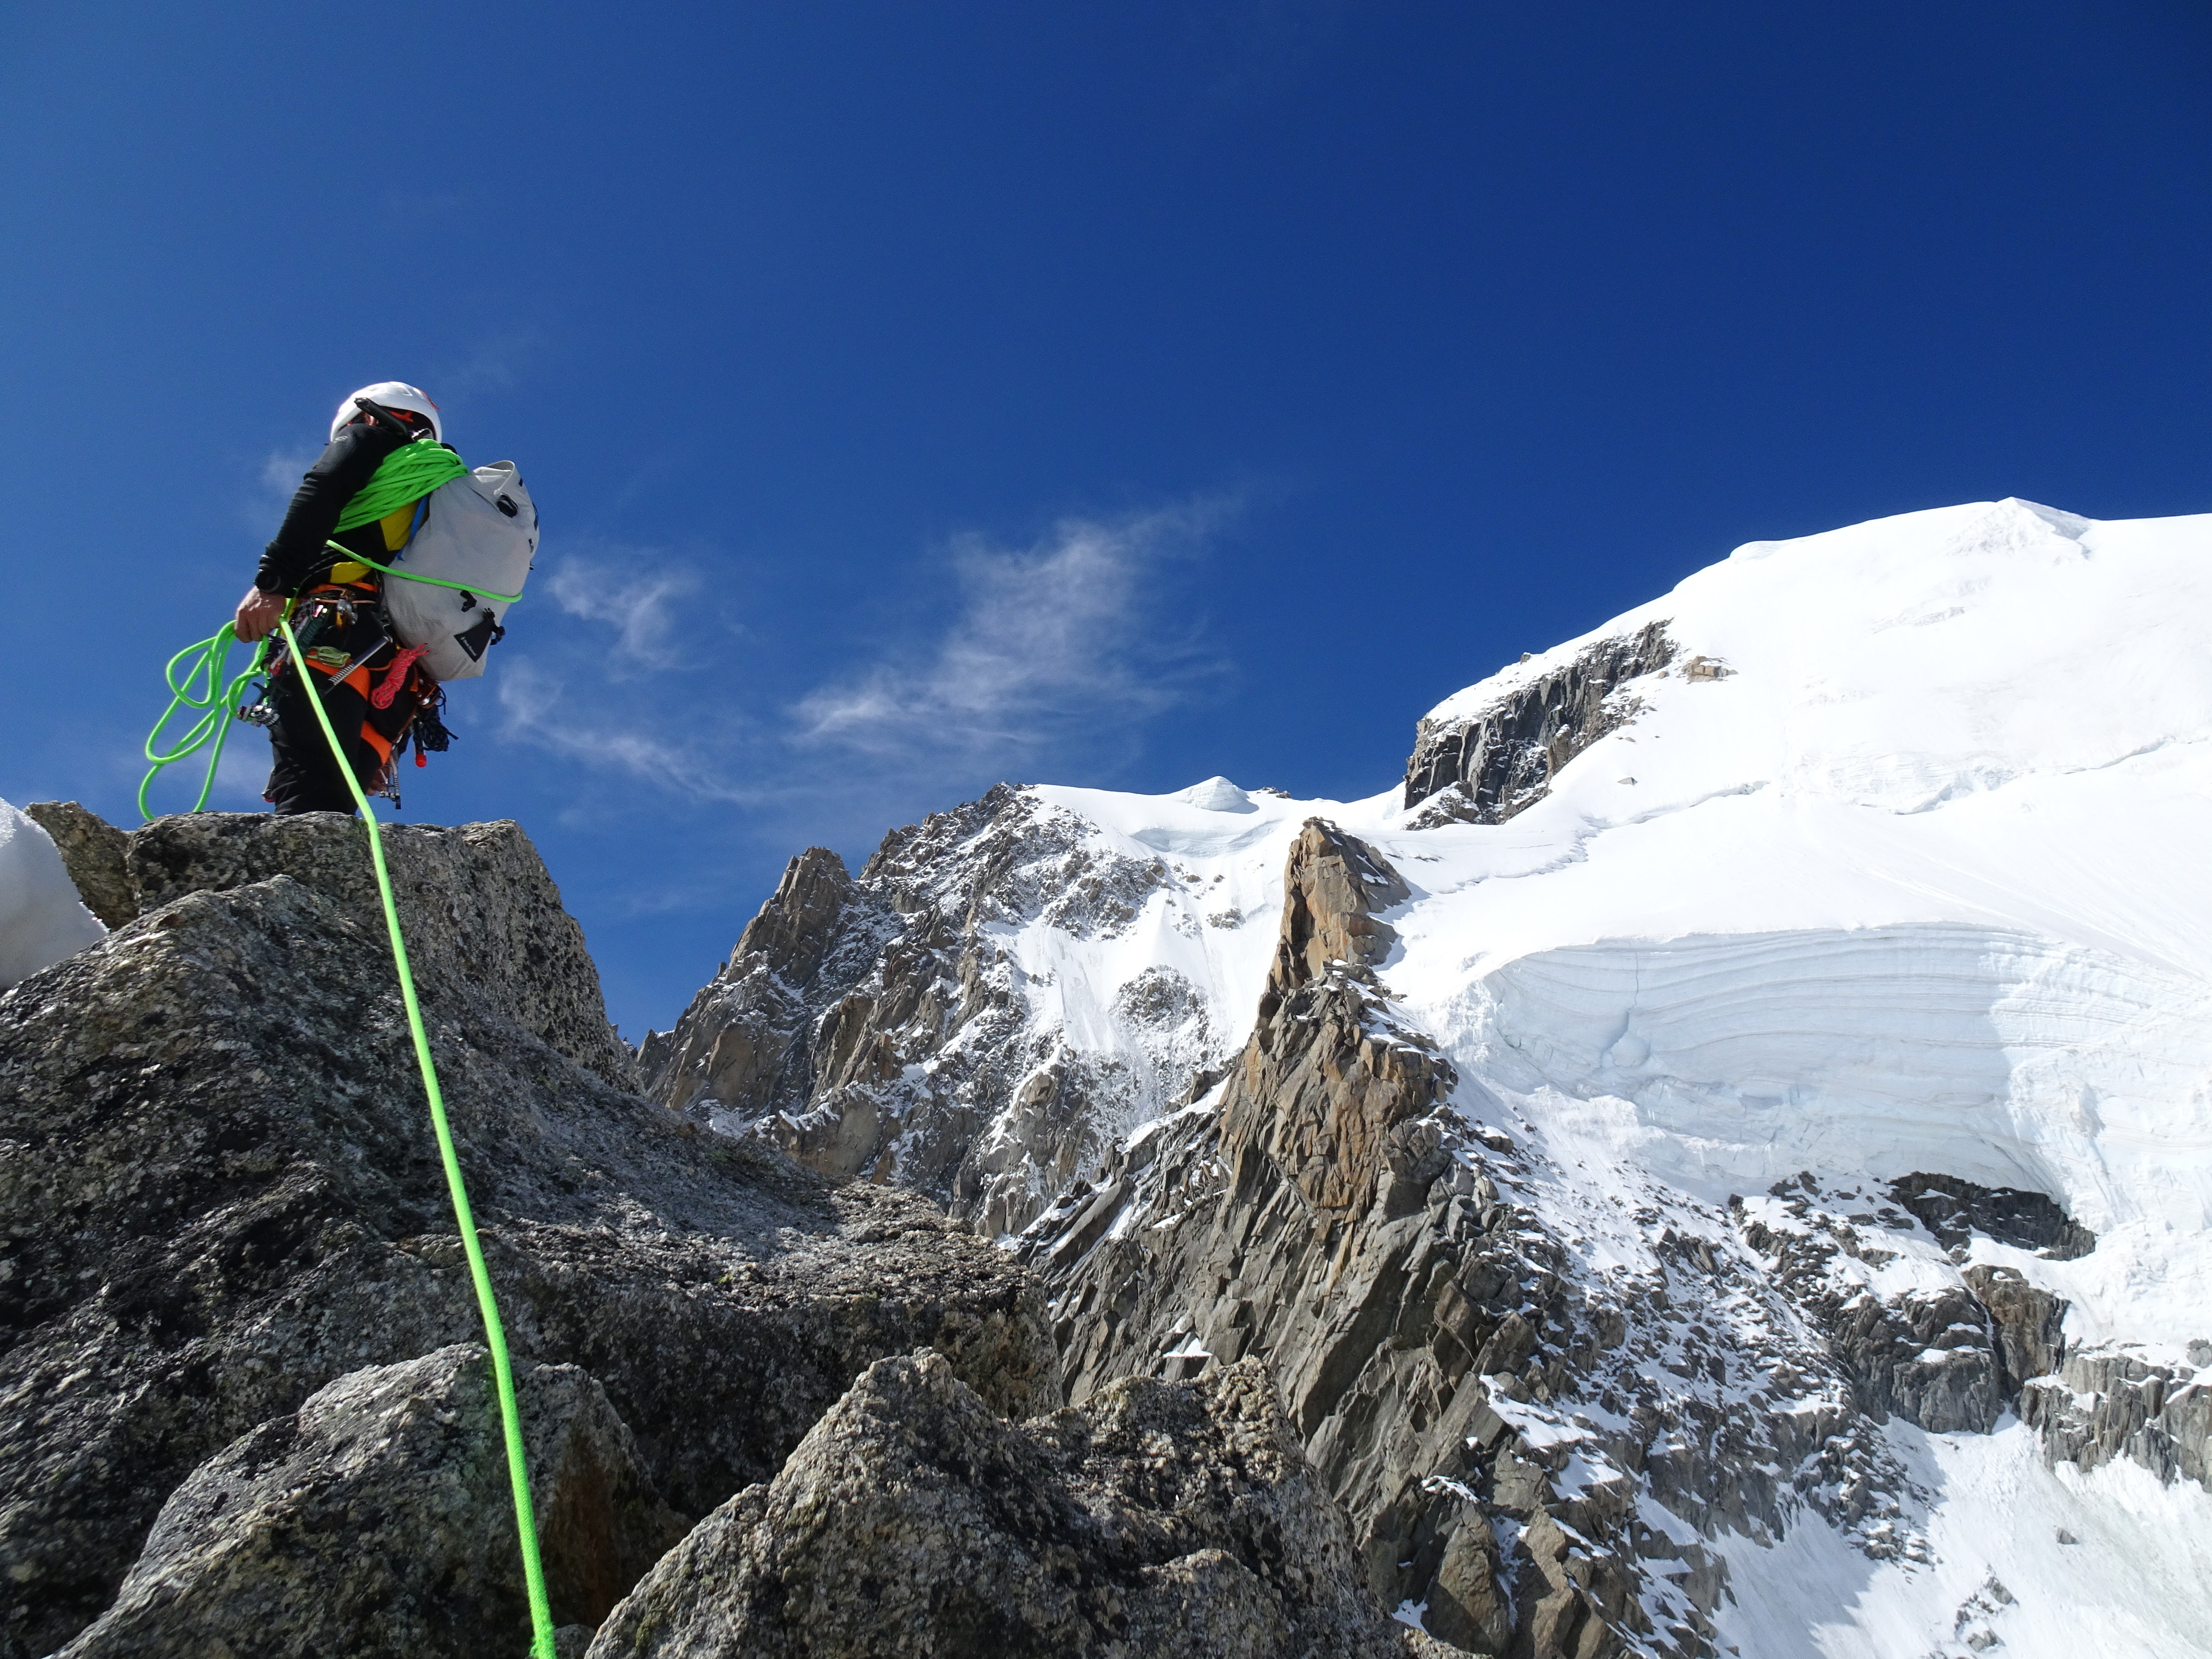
[275,610,558,1659]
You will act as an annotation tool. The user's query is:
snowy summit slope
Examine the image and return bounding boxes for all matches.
[1002,498,2212,1658]
[1358,498,2212,1333]
[1331,497,2212,1657]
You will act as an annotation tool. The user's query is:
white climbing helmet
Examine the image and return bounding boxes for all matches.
[328,381,443,444]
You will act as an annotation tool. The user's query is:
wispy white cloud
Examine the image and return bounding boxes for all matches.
[545,549,701,671]
[484,495,1234,837]
[493,659,760,803]
[794,502,1228,764]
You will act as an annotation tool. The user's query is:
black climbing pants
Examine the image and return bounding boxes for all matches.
[264,669,382,814]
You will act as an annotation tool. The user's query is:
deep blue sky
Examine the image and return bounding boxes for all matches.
[4,2,2207,1036]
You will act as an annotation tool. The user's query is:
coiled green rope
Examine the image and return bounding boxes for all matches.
[276,611,558,1659]
[138,624,270,821]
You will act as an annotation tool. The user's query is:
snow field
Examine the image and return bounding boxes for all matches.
[1711,1419,2212,1659]
[1350,500,2212,1346]
[989,780,1353,1141]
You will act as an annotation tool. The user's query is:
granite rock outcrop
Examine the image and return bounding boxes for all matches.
[641,785,1235,1237]
[2021,1341,2212,1490]
[1,809,1057,1659]
[587,1351,1411,1659]
[53,1343,686,1659]
[1400,623,1676,820]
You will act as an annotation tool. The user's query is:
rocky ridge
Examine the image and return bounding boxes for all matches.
[1015,812,2141,1656]
[0,811,1059,1659]
[1400,622,1677,821]
[617,505,2212,1652]
[642,783,1242,1237]
[589,1351,1411,1659]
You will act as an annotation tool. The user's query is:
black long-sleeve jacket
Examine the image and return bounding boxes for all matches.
[253,422,418,596]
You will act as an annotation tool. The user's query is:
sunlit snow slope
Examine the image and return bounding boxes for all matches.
[0,798,103,989]
[1022,497,2212,1658]
[1349,499,2212,1345]
[1320,497,2212,1657]
[1034,500,2212,1325]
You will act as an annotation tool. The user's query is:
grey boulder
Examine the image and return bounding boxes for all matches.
[55,1343,686,1658]
[589,1351,1412,1659]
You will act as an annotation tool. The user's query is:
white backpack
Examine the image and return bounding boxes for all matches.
[381,461,538,681]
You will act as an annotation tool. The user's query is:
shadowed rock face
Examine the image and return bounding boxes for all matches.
[1401,622,1676,819]
[0,811,1058,1659]
[1889,1172,2098,1261]
[586,1352,1411,1659]
[2023,1344,2212,1489]
[637,845,876,1128]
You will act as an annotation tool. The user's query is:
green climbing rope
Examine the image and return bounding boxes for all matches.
[322,539,525,604]
[275,611,558,1659]
[138,623,272,822]
[332,437,469,531]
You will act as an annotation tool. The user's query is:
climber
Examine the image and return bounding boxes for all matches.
[234,383,456,815]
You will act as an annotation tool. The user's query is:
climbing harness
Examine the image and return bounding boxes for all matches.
[276,607,558,1659]
[135,507,514,817]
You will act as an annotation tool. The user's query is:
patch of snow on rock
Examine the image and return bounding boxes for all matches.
[0,797,103,990]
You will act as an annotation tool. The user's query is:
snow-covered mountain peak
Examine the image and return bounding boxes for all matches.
[1361,500,2212,1309]
[647,498,2212,1658]
[1167,775,1260,813]
[1423,499,2210,821]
